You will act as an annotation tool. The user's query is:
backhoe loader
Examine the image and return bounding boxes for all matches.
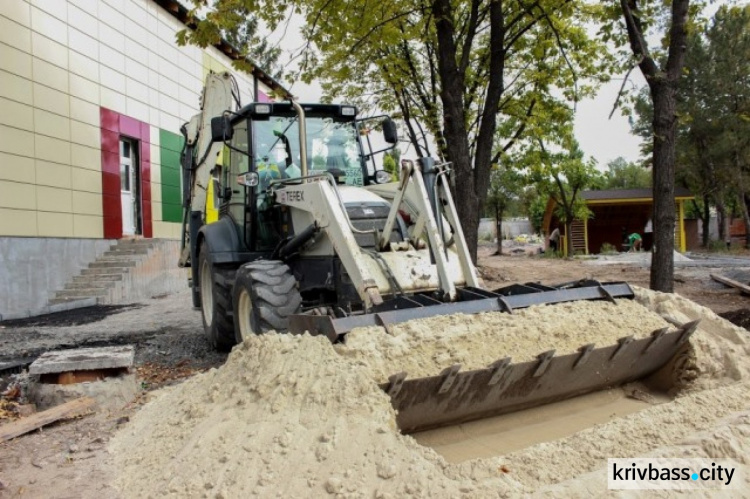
[178,72,696,433]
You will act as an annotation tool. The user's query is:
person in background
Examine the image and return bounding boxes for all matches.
[628,232,642,252]
[549,227,560,253]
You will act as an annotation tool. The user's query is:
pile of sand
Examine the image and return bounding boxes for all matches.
[111,290,750,497]
[336,299,670,382]
[110,334,509,497]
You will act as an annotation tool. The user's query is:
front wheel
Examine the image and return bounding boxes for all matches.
[232,260,302,343]
[197,241,236,351]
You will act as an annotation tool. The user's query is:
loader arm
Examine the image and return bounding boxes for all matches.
[179,72,237,267]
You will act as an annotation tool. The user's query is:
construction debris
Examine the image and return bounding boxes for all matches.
[711,273,750,295]
[0,397,96,442]
[27,346,137,411]
[29,346,135,375]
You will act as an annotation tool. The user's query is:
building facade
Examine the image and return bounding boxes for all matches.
[0,0,288,318]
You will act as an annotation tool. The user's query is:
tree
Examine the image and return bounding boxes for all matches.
[382,151,399,180]
[520,188,546,234]
[223,15,284,80]
[179,0,613,262]
[486,165,522,255]
[614,0,692,292]
[627,6,750,249]
[601,157,651,189]
[529,141,597,257]
[706,6,750,248]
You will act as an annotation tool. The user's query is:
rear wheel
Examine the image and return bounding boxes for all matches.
[232,260,302,343]
[198,241,236,351]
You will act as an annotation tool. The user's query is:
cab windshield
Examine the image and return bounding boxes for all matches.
[252,116,364,187]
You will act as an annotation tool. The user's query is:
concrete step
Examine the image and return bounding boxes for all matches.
[64,280,116,290]
[97,254,144,262]
[54,288,110,299]
[48,297,99,306]
[72,273,123,282]
[81,267,132,276]
[89,260,137,268]
[117,240,156,248]
[103,248,150,256]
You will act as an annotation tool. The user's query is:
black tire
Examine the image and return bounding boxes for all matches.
[190,270,201,309]
[232,260,302,343]
[197,241,237,351]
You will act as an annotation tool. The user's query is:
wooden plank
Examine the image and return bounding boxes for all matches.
[710,274,750,295]
[0,397,96,442]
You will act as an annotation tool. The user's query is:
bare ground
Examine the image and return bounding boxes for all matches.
[1,247,750,497]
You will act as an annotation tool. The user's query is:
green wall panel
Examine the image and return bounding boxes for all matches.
[159,129,184,223]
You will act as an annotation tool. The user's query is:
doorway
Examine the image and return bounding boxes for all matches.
[119,138,142,236]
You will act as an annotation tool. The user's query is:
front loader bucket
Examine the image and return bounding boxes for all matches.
[383,320,698,432]
[288,280,697,433]
[289,281,635,341]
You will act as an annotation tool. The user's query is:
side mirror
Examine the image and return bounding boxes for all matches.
[211,115,233,142]
[382,118,398,144]
[236,172,259,188]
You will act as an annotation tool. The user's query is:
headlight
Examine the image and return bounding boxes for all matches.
[237,172,259,187]
[374,170,392,184]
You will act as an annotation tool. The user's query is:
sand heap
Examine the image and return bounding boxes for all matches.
[112,291,750,497]
[336,299,670,382]
[110,333,509,498]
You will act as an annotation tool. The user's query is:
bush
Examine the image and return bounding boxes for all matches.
[600,242,618,255]
[707,239,730,252]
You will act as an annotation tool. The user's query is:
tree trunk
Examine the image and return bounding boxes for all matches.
[495,207,503,255]
[742,193,750,249]
[620,0,689,293]
[701,195,710,248]
[717,201,727,242]
[649,82,677,292]
[564,221,573,257]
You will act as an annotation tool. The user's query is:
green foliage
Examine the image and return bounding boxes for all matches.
[486,165,523,222]
[382,152,398,180]
[600,242,618,255]
[311,155,326,170]
[518,186,546,234]
[601,157,652,189]
[523,140,598,256]
[223,16,283,80]
[176,3,284,79]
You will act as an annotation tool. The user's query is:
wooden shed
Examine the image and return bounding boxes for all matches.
[543,188,694,255]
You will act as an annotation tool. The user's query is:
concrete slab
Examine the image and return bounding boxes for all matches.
[29,346,135,375]
[29,374,138,411]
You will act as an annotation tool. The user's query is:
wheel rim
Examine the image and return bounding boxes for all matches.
[237,287,255,341]
[200,259,213,325]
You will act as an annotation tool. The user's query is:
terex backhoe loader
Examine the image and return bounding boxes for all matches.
[179,72,697,432]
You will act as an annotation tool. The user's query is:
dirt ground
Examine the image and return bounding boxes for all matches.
[1,247,749,498]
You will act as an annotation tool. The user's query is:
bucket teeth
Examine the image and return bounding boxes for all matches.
[387,372,407,397]
[611,336,634,360]
[384,320,701,433]
[644,327,669,353]
[574,344,595,369]
[677,320,700,345]
[438,365,462,394]
[533,350,556,377]
[488,357,512,386]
